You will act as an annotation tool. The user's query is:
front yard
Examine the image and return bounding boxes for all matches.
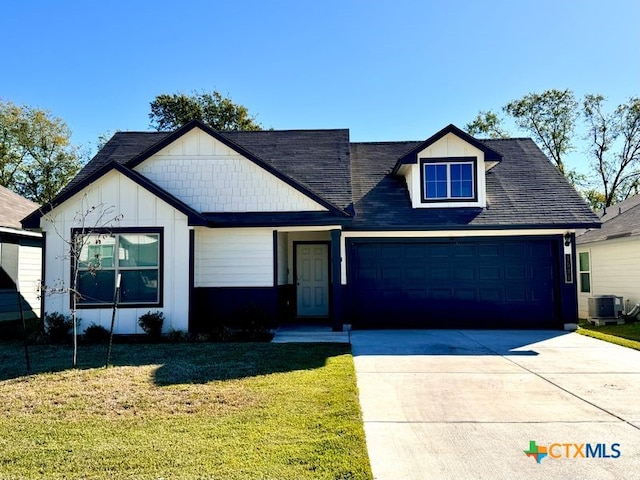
[0,342,372,479]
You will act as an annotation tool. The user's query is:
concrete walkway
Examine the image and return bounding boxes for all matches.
[271,324,350,343]
[351,330,640,480]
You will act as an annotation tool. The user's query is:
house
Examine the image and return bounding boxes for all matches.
[22,121,599,334]
[0,185,42,323]
[576,194,640,318]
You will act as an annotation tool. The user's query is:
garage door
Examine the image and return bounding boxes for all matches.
[348,238,560,329]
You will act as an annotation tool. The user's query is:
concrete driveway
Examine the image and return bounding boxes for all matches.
[351,330,640,480]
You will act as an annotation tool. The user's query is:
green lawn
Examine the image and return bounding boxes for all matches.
[0,342,372,480]
[578,320,640,350]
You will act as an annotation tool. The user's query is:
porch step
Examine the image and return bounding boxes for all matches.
[271,325,350,344]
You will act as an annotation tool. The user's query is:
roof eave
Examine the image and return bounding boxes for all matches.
[21,161,207,228]
[391,124,503,174]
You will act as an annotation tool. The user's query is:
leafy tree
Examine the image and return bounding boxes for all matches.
[465,110,509,139]
[505,89,579,175]
[0,101,82,203]
[465,90,640,210]
[149,91,262,131]
[583,94,640,208]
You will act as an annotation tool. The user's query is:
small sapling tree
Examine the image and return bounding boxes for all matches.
[42,192,123,367]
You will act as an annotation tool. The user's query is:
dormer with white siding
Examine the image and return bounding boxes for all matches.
[392,124,502,209]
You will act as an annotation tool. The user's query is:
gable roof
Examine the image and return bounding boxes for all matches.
[22,122,600,232]
[577,194,640,244]
[22,161,206,228]
[351,137,599,230]
[0,186,39,229]
[58,120,352,218]
[391,124,503,174]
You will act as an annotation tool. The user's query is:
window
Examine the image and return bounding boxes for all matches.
[76,230,162,306]
[421,158,476,202]
[579,251,590,293]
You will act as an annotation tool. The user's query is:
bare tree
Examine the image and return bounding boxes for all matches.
[42,193,123,367]
[583,95,640,208]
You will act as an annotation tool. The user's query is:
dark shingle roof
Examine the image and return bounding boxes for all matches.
[222,129,352,211]
[349,137,599,229]
[33,122,600,231]
[63,127,352,213]
[577,194,640,244]
[0,186,39,229]
[63,132,170,194]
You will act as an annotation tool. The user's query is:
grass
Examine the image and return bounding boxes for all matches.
[577,319,640,350]
[0,342,372,480]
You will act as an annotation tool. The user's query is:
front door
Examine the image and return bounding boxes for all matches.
[296,243,329,317]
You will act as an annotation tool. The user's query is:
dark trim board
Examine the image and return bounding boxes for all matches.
[345,235,573,329]
[419,157,479,203]
[191,287,278,333]
[71,227,164,310]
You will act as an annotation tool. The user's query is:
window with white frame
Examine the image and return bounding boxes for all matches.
[76,230,161,306]
[578,251,591,293]
[421,158,477,202]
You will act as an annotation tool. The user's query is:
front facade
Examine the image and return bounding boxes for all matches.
[576,195,640,318]
[23,121,599,334]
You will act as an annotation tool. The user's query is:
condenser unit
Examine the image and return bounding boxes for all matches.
[588,295,624,325]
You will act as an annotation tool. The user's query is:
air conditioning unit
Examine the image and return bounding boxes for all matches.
[588,295,624,325]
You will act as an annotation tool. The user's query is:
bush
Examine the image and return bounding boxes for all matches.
[230,303,273,341]
[138,311,164,339]
[166,328,187,343]
[44,312,75,344]
[83,323,110,344]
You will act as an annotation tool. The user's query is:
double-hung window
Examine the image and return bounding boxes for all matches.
[421,158,477,202]
[76,229,162,307]
[579,251,591,293]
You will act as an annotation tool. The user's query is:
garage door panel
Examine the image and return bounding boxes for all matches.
[350,238,559,329]
[505,265,526,279]
[479,266,501,280]
[429,266,451,280]
[454,267,476,280]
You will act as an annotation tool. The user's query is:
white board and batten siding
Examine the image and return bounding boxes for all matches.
[135,128,327,213]
[41,170,190,334]
[18,242,42,318]
[401,132,488,209]
[577,236,640,318]
[195,228,274,287]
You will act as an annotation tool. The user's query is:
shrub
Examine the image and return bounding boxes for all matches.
[84,323,110,344]
[44,312,75,344]
[166,328,187,343]
[138,311,164,339]
[230,303,273,341]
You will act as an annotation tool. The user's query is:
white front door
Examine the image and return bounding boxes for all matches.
[296,243,329,317]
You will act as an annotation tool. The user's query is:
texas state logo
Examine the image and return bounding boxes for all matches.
[524,441,548,464]
[524,440,621,463]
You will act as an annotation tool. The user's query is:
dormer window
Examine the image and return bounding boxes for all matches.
[421,157,477,203]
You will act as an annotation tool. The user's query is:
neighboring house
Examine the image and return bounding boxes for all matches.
[0,186,42,322]
[22,121,599,334]
[576,194,640,318]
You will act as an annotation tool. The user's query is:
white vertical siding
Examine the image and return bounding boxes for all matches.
[17,243,42,318]
[577,236,640,318]
[40,170,190,334]
[195,227,274,287]
[134,128,326,213]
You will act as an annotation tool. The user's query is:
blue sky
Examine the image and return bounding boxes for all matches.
[1,0,638,173]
